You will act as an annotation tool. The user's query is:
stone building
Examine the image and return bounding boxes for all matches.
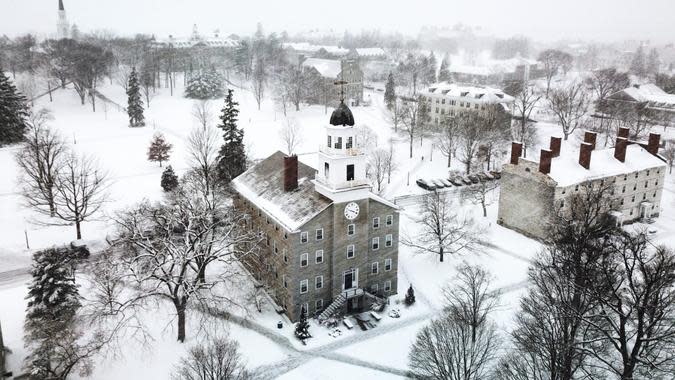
[600,83,675,127]
[419,81,514,125]
[302,58,364,106]
[498,128,667,239]
[232,102,399,322]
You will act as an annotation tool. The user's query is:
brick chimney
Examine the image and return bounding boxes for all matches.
[583,131,597,150]
[615,137,628,162]
[539,149,553,174]
[550,136,562,157]
[510,142,523,165]
[617,127,630,139]
[283,155,298,192]
[579,142,593,169]
[647,133,661,155]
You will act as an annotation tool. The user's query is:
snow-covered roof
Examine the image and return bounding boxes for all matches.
[547,144,666,187]
[302,58,342,78]
[283,42,349,55]
[152,36,238,49]
[448,64,490,76]
[355,48,386,57]
[422,81,514,103]
[232,151,332,232]
[618,84,675,107]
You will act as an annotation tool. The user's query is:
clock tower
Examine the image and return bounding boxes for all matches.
[313,97,371,203]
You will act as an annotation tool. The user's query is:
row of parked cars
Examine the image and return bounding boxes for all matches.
[416,170,501,191]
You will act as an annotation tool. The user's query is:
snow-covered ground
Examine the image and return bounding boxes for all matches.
[1,72,673,379]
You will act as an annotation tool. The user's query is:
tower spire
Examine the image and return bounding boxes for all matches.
[334,79,347,103]
[59,0,64,11]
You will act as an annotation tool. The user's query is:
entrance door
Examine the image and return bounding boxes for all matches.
[344,271,353,290]
[346,164,355,181]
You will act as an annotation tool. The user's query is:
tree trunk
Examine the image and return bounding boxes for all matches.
[439,247,444,262]
[75,220,82,240]
[176,302,186,342]
[409,136,413,158]
[482,202,487,217]
[447,154,451,168]
[48,82,53,102]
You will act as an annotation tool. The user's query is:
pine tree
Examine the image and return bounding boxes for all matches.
[630,46,647,78]
[147,132,172,167]
[384,72,396,110]
[127,66,145,128]
[294,306,311,341]
[404,284,416,306]
[426,51,438,84]
[184,69,225,100]
[216,89,247,184]
[646,48,660,78]
[161,165,179,191]
[0,68,29,146]
[24,248,82,378]
[438,54,451,82]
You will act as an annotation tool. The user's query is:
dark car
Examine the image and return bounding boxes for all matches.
[439,178,453,188]
[476,173,491,182]
[490,170,502,179]
[468,174,480,184]
[416,179,435,191]
[461,176,473,185]
[449,177,464,186]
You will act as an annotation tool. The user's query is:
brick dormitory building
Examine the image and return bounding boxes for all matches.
[498,128,667,239]
[232,101,399,322]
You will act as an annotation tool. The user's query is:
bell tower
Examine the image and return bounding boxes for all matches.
[57,0,69,39]
[313,81,371,203]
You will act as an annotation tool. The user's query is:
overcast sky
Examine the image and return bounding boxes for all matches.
[2,0,674,44]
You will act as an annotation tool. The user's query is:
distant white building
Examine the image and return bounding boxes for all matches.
[419,81,514,124]
[282,42,350,57]
[601,83,675,126]
[498,129,667,239]
[302,58,364,106]
[56,0,69,40]
[151,24,238,49]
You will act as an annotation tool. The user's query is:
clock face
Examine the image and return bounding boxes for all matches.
[344,202,360,220]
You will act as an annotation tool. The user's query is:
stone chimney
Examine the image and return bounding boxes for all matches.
[615,137,628,162]
[550,136,562,157]
[539,149,553,175]
[647,133,661,155]
[583,131,597,150]
[617,127,630,139]
[579,142,593,169]
[510,142,523,165]
[283,155,298,192]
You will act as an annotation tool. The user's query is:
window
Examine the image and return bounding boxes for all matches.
[273,240,278,254]
[283,275,287,288]
[335,136,343,149]
[370,283,379,293]
[347,224,355,235]
[300,232,308,243]
[635,172,639,179]
[622,185,626,193]
[315,250,324,264]
[372,217,380,229]
[300,280,308,294]
[560,200,565,208]
[385,258,392,271]
[327,135,332,148]
[265,234,270,246]
[315,276,323,290]
[302,303,309,315]
[324,162,330,178]
[300,253,308,267]
[372,237,380,250]
[386,215,393,226]
[346,137,353,149]
[442,99,446,104]
[346,164,355,181]
[575,184,579,192]
[315,299,324,311]
[284,232,288,240]
[283,249,288,262]
[385,234,393,247]
[372,262,379,274]
[316,228,324,240]
[347,244,355,258]
[631,195,635,202]
[384,281,391,292]
[645,181,648,188]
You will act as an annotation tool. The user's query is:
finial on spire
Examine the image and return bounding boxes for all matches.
[59,0,64,11]
[334,79,347,103]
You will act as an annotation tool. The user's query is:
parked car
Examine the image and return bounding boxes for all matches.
[482,171,495,180]
[489,170,502,179]
[460,176,472,185]
[439,178,453,188]
[449,177,464,186]
[430,179,447,188]
[468,174,480,184]
[416,179,434,191]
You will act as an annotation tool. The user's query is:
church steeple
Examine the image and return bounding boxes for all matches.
[57,0,69,39]
[59,0,64,11]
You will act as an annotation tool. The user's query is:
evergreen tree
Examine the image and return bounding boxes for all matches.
[646,48,660,78]
[127,66,145,128]
[438,54,451,82]
[184,69,225,100]
[630,45,647,78]
[0,68,29,145]
[384,72,396,110]
[294,306,311,341]
[216,89,246,184]
[147,132,172,167]
[426,51,438,84]
[24,248,82,378]
[404,284,416,306]
[161,165,179,192]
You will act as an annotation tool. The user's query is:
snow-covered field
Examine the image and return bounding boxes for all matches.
[2,72,674,379]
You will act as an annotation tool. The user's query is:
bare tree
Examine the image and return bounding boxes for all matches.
[512,83,542,157]
[113,197,259,342]
[187,125,220,199]
[251,57,266,110]
[367,148,391,193]
[115,65,132,92]
[403,191,481,262]
[409,263,500,379]
[15,110,67,217]
[385,141,397,185]
[547,82,589,140]
[584,232,675,380]
[386,98,405,133]
[173,335,251,380]
[585,68,629,103]
[538,49,573,95]
[462,180,499,217]
[437,115,458,168]
[46,153,109,239]
[278,118,303,155]
[400,100,418,158]
[663,139,675,174]
[281,65,310,111]
[192,100,214,130]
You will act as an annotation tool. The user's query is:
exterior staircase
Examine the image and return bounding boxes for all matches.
[317,293,347,323]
